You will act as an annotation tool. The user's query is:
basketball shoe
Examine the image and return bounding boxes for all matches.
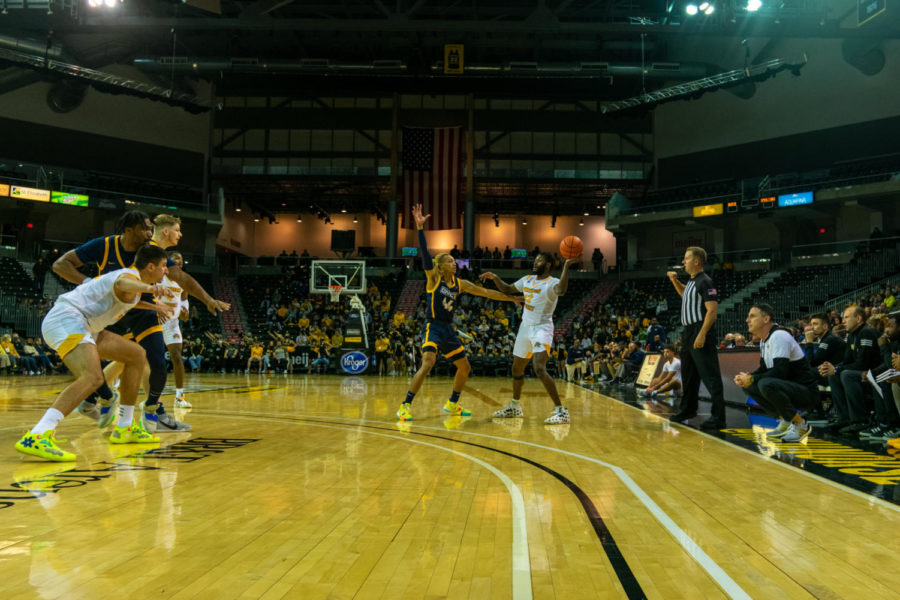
[174,394,192,409]
[443,401,472,416]
[14,431,76,462]
[396,403,413,421]
[97,392,120,429]
[544,406,570,424]
[493,401,524,418]
[109,421,160,444]
[765,419,791,439]
[75,399,100,421]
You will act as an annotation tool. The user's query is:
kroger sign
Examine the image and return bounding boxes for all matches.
[341,351,369,374]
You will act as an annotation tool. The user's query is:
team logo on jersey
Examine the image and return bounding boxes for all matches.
[340,351,369,374]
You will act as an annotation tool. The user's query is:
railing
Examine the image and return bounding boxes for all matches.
[234,255,600,273]
[621,247,774,274]
[791,235,900,259]
[824,272,900,312]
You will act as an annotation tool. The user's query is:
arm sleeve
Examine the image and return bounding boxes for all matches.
[73,237,105,264]
[418,229,434,271]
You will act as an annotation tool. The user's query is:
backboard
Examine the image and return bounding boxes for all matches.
[310,260,366,296]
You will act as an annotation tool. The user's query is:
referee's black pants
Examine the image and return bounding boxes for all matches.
[679,323,726,421]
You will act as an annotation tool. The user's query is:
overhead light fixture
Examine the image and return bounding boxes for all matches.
[353,215,358,223]
[235,206,241,212]
[297,215,302,222]
[685,3,698,15]
[583,208,590,216]
[340,207,347,213]
[521,216,527,225]
[704,4,714,14]
[253,217,260,223]
[699,2,709,10]
[579,217,584,226]
[746,0,761,11]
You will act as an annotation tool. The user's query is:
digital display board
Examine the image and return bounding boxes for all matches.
[401,246,418,257]
[11,185,50,202]
[692,203,724,218]
[511,248,527,258]
[777,191,814,207]
[51,191,90,207]
[0,183,9,197]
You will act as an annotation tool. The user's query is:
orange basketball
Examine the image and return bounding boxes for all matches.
[559,235,583,259]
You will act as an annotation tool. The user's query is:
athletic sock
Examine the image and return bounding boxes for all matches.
[510,398,521,405]
[31,408,65,435]
[96,382,113,401]
[175,388,184,398]
[118,405,134,428]
[404,391,415,405]
[449,390,461,404]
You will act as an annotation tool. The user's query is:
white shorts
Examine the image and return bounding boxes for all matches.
[41,303,96,359]
[162,318,183,346]
[513,322,554,359]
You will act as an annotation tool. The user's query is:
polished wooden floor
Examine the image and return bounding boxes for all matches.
[1,373,899,600]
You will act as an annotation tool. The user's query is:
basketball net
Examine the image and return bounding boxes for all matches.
[328,285,343,303]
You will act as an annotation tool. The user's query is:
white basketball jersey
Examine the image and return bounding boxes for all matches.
[663,358,682,383]
[158,275,184,324]
[514,274,560,325]
[56,268,142,333]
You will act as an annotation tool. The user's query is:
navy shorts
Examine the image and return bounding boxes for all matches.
[421,321,466,360]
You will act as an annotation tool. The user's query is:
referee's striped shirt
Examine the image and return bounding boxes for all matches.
[681,272,718,326]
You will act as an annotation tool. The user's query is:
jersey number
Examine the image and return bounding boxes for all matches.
[524,292,534,304]
[442,297,454,312]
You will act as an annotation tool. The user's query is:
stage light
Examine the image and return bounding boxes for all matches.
[746,0,761,11]
[685,3,698,15]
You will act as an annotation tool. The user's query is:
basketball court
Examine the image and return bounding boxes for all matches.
[2,373,898,599]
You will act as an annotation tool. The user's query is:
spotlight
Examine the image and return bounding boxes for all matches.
[579,217,584,226]
[353,215,358,223]
[297,215,302,222]
[685,3,698,15]
[746,0,761,11]
[521,216,527,225]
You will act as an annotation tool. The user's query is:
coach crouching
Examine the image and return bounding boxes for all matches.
[733,303,818,443]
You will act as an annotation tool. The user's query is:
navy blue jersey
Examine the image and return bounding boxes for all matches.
[74,235,137,275]
[134,239,178,310]
[425,275,460,324]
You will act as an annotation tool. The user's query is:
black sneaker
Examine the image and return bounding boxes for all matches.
[838,422,867,436]
[700,417,726,430]
[669,410,696,423]
[859,425,885,439]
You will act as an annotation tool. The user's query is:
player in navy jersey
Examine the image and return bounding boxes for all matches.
[396,204,522,422]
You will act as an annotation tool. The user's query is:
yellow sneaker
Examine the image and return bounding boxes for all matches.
[442,401,472,416]
[396,403,413,421]
[14,430,76,462]
[109,421,161,444]
[888,437,900,450]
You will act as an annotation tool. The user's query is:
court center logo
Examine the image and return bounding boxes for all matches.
[340,351,369,374]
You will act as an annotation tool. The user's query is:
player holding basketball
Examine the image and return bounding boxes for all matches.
[396,204,522,421]
[480,250,579,424]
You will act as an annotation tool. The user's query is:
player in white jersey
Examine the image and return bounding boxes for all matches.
[640,345,682,400]
[14,245,174,462]
[162,252,191,408]
[480,251,579,424]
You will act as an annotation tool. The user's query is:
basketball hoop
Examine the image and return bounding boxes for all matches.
[328,284,343,303]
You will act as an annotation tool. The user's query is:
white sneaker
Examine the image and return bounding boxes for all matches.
[76,399,100,421]
[174,396,192,409]
[493,402,524,418]
[545,406,570,424]
[766,419,791,439]
[780,422,811,443]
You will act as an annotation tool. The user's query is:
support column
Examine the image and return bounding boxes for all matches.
[463,93,475,252]
[386,93,400,259]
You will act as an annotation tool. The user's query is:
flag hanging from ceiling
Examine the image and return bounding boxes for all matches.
[401,126,464,230]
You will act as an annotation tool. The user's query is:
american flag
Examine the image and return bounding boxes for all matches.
[401,126,464,230]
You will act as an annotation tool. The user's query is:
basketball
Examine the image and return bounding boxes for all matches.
[559,235,583,259]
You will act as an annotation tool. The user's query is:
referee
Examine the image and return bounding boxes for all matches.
[666,246,727,429]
